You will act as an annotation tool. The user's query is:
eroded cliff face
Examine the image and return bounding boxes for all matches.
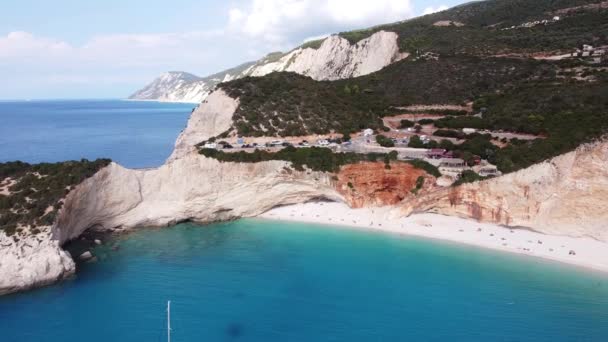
[130,31,406,103]
[169,90,239,161]
[54,152,342,244]
[401,140,608,242]
[336,162,436,208]
[246,31,407,81]
[0,228,74,296]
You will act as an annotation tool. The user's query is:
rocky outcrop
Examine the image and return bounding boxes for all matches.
[169,90,239,160]
[0,229,75,296]
[336,162,436,208]
[401,140,608,242]
[129,71,207,103]
[130,31,406,103]
[53,153,342,244]
[245,31,408,81]
[129,62,256,103]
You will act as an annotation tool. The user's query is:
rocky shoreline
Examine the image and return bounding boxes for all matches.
[2,87,608,296]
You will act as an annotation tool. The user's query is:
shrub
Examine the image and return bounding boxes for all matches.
[454,170,486,186]
[399,119,415,128]
[406,160,441,178]
[376,134,395,147]
[434,129,465,139]
[0,159,111,235]
[418,119,435,125]
[408,135,424,148]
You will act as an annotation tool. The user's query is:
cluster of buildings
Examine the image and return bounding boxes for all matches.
[501,16,561,30]
[426,149,501,180]
[570,45,606,63]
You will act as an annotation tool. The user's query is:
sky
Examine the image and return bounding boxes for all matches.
[0,0,466,100]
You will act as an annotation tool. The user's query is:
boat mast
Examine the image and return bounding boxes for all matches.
[167,300,171,342]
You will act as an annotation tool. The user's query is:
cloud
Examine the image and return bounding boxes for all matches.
[422,5,449,15]
[0,0,416,98]
[0,31,72,58]
[229,0,413,45]
[0,30,242,98]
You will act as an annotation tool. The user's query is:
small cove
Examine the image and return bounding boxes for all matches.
[1,220,607,341]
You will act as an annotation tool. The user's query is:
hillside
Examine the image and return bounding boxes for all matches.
[195,0,608,176]
[129,30,406,103]
[130,0,608,103]
[340,0,608,55]
[0,159,111,237]
[129,62,255,103]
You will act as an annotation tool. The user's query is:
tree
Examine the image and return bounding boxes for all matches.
[399,119,415,128]
[439,139,455,150]
[376,134,395,147]
[408,135,424,148]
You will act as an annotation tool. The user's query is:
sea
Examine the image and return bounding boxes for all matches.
[1,100,608,341]
[0,100,195,168]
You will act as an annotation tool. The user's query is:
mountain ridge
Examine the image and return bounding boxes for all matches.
[131,0,608,103]
[129,30,406,103]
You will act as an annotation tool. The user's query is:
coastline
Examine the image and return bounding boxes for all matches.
[122,98,200,104]
[258,202,608,274]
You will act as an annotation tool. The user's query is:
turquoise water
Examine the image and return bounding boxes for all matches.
[1,220,607,341]
[0,100,194,168]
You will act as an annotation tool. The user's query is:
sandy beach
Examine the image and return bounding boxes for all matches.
[258,202,608,273]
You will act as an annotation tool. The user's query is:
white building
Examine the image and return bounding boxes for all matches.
[363,128,374,137]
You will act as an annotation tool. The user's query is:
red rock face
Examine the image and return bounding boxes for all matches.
[336,162,436,208]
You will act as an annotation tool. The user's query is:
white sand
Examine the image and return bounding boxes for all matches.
[258,202,608,273]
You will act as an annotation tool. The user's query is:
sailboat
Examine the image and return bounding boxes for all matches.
[167,301,172,342]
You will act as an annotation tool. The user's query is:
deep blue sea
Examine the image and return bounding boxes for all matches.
[0,100,194,168]
[1,100,607,341]
[1,221,608,342]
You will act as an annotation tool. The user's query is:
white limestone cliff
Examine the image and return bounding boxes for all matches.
[169,90,239,160]
[53,153,342,244]
[401,139,608,242]
[130,31,407,103]
[0,228,75,296]
[247,31,408,81]
[129,72,208,103]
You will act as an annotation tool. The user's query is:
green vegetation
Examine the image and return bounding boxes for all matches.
[300,38,326,50]
[220,56,560,137]
[200,147,380,173]
[376,134,395,147]
[0,159,111,236]
[453,170,487,186]
[405,159,441,178]
[399,119,415,128]
[434,129,466,139]
[408,135,424,148]
[221,73,388,137]
[215,0,608,176]
[187,3,606,195]
[338,0,608,56]
[411,176,426,195]
[198,147,442,178]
